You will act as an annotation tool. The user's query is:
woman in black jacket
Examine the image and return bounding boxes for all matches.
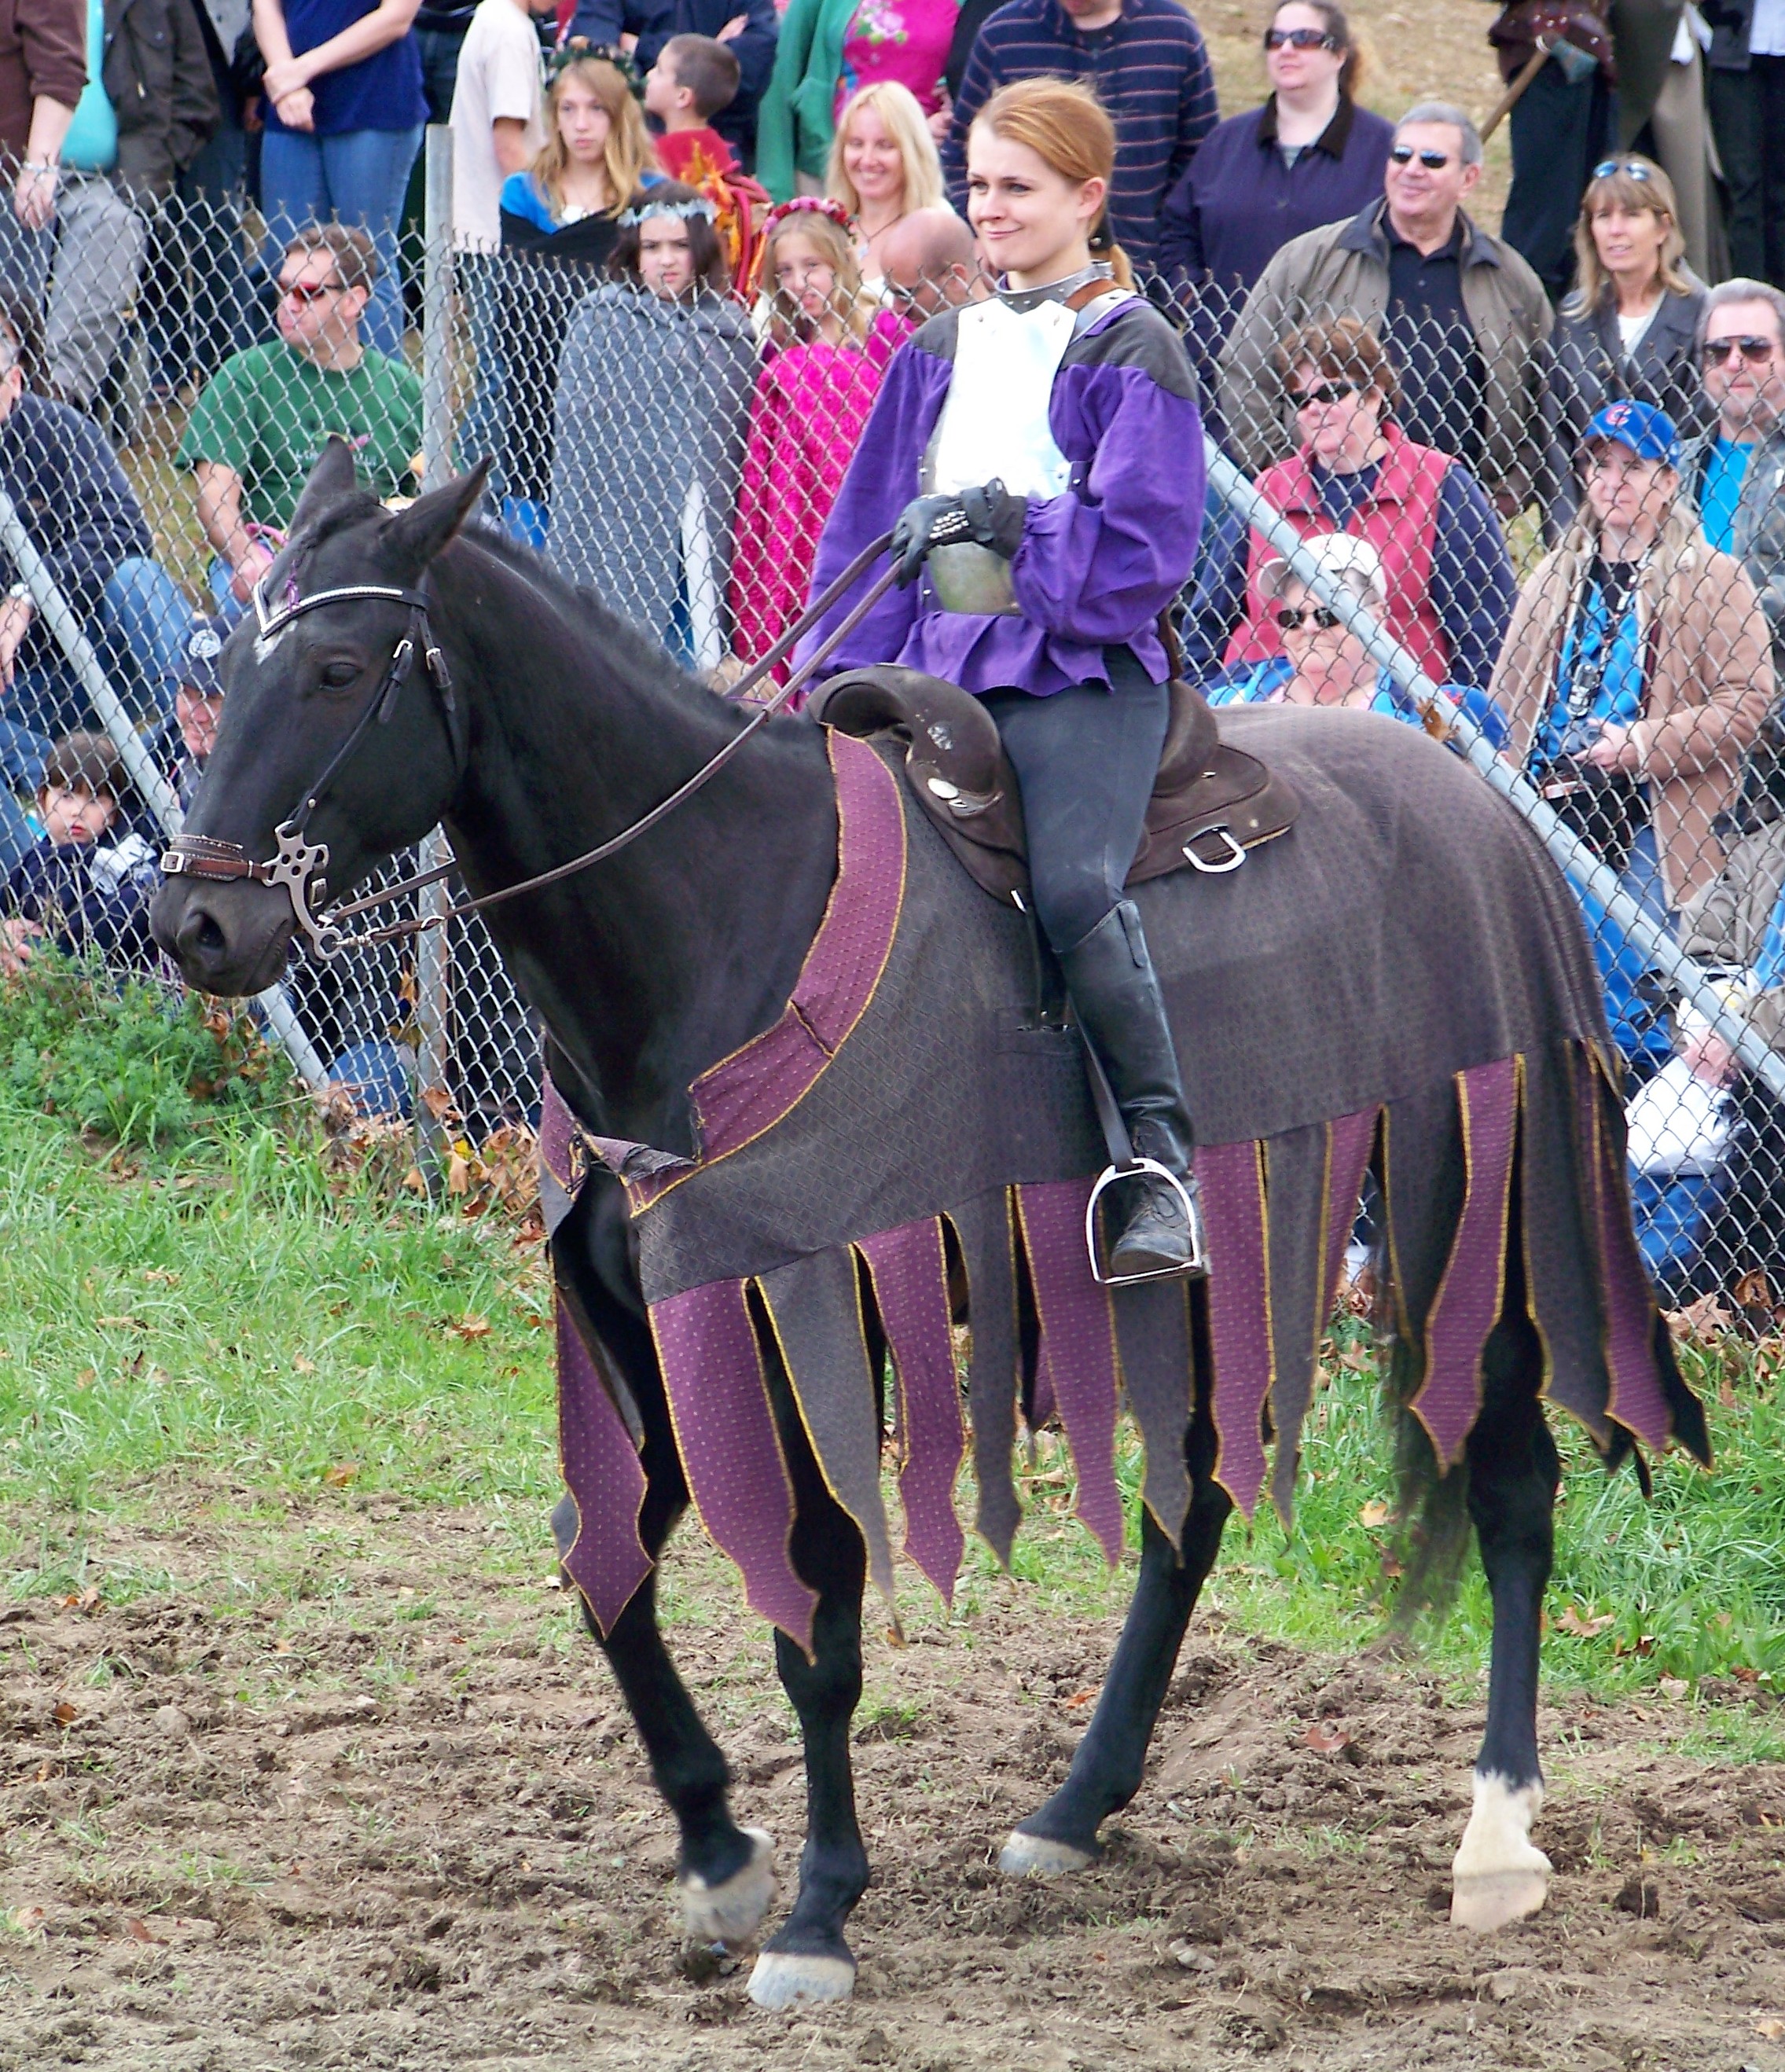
[1542,152,1712,534]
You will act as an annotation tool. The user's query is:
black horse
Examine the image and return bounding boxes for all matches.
[152,449,1707,2009]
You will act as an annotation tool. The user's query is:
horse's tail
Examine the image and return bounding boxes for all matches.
[1380,1324,1475,1629]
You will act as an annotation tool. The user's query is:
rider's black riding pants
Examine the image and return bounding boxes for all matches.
[979,646,1171,955]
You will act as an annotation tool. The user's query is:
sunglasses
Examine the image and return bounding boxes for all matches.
[1265,25,1337,48]
[1390,144,1453,170]
[1276,604,1342,630]
[1291,380,1357,408]
[1702,334,1779,367]
[1592,159,1654,182]
[282,278,348,305]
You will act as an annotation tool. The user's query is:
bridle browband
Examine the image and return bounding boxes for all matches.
[161,531,898,961]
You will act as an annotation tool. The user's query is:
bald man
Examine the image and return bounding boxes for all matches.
[880,207,986,321]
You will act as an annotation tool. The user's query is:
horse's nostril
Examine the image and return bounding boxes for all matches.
[178,906,228,964]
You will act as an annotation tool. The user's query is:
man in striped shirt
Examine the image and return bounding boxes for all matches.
[941,0,1218,276]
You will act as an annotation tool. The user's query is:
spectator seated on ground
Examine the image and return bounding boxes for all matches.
[1625,813,1785,1304]
[1189,317,1515,690]
[645,32,768,285]
[1,729,157,972]
[0,289,189,799]
[877,203,982,322]
[177,223,424,617]
[1218,101,1553,516]
[1203,530,1508,747]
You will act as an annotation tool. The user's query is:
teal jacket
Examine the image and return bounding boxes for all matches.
[756,0,860,201]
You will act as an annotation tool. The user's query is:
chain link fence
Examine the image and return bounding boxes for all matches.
[1,145,1780,1306]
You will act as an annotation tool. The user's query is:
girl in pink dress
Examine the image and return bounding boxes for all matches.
[729,200,910,685]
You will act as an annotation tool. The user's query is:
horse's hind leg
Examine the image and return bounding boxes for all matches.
[747,1428,869,2009]
[1450,1302,1558,1931]
[1003,1405,1232,1873]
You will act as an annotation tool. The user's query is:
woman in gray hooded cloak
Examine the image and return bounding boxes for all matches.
[549,183,758,670]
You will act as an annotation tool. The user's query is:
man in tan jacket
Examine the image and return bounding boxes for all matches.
[1217,101,1552,512]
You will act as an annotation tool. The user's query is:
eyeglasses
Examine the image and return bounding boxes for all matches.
[1390,145,1453,170]
[282,278,349,304]
[1702,334,1779,367]
[1276,604,1342,630]
[1592,159,1654,182]
[1291,381,1357,408]
[1265,25,1337,49]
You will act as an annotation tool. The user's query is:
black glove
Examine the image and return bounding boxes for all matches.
[889,479,1028,586]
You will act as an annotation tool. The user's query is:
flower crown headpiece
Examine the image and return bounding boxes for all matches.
[762,196,855,242]
[619,194,718,226]
[546,36,645,103]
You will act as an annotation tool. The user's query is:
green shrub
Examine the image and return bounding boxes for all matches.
[0,952,296,1148]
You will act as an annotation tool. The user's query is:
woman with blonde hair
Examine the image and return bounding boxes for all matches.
[1496,399,1771,1064]
[825,80,948,286]
[799,76,1211,1280]
[496,43,663,545]
[729,200,909,679]
[1542,153,1712,531]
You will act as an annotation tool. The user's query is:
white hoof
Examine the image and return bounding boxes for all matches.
[681,1828,775,1943]
[747,1951,855,2009]
[1451,1773,1551,1931]
[998,1829,1096,1878]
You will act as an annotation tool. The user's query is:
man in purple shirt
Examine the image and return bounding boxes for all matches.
[942,0,1218,274]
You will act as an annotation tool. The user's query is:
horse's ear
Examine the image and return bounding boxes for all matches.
[384,461,493,573]
[288,437,362,533]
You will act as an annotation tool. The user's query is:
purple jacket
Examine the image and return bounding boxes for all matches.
[796,297,1206,696]
[1159,96,1397,303]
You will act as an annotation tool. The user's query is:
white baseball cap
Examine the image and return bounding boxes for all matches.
[1259,532,1386,605]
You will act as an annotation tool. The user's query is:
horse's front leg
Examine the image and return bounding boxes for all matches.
[1002,1405,1232,1873]
[1451,1306,1558,1931]
[747,1399,870,2009]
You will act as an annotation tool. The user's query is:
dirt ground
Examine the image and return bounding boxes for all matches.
[5,1493,1785,2072]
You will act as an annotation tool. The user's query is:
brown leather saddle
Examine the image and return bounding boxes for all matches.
[807,666,1300,907]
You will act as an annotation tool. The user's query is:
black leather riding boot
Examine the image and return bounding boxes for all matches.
[1057,900,1207,1280]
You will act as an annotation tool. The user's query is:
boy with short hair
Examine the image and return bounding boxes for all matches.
[2,730,158,972]
[646,35,766,284]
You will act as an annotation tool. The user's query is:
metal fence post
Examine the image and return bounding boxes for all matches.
[1202,437,1785,1107]
[0,487,329,1089]
[413,126,457,1182]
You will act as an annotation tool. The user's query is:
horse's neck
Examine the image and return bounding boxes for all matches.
[441,570,839,1152]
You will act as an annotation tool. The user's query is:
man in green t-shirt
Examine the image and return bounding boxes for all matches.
[178,223,424,611]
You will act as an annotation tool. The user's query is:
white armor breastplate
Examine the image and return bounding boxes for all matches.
[923,297,1078,615]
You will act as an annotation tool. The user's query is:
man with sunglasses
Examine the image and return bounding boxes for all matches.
[1218,101,1552,516]
[177,221,422,618]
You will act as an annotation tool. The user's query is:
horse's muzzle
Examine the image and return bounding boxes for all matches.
[151,876,295,997]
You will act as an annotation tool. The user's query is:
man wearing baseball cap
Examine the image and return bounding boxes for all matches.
[169,615,228,810]
[1493,395,1773,1068]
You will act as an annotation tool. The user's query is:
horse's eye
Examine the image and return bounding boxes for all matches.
[318,660,361,690]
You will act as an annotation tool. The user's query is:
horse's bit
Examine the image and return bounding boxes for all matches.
[161,531,898,962]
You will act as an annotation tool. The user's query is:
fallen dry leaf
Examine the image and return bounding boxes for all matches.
[446,1313,492,1343]
[1304,1720,1350,1754]
[6,1905,46,1932]
[123,1918,156,1944]
[1063,1688,1097,1710]
[1755,2016,1785,2041]
[321,1462,358,1488]
[1358,1499,1391,1528]
[292,1355,316,1375]
[1555,1606,1614,1639]
[95,1315,145,1332]
[51,1700,77,1725]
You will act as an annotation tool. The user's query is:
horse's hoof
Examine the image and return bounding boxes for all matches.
[746,1951,855,2009]
[998,1829,1096,1878]
[1451,1868,1551,1931]
[681,1828,775,1943]
[1451,1773,1550,1932]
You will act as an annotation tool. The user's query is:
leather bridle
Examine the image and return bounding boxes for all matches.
[160,530,898,962]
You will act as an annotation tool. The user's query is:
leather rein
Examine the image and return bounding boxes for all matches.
[161,531,898,962]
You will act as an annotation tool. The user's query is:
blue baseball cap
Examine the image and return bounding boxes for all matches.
[1581,399,1681,468]
[180,615,229,699]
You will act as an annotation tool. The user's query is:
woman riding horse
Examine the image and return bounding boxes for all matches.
[799,77,1209,1283]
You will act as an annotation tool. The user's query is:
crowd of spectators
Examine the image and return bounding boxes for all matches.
[0,0,1782,1274]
